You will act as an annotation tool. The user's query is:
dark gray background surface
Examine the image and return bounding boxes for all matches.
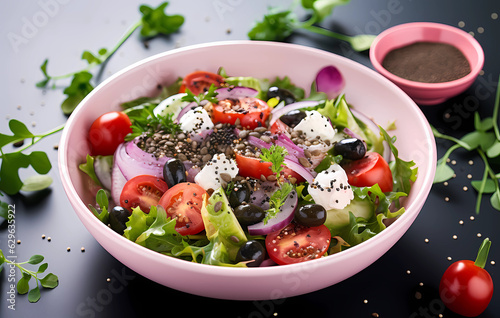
[1,0,499,317]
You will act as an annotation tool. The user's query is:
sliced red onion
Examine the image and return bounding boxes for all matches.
[350,108,392,162]
[215,86,258,100]
[269,100,320,127]
[283,158,315,184]
[315,65,345,99]
[247,190,298,236]
[247,135,272,150]
[247,135,301,164]
[275,133,305,159]
[115,142,166,180]
[175,101,197,123]
[94,155,113,190]
[259,258,277,267]
[111,153,128,205]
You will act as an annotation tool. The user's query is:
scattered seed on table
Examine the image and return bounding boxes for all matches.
[491,260,496,265]
[467,174,472,179]
[470,216,475,221]
[67,247,71,252]
[447,256,452,261]
[468,160,474,165]
[16,240,21,244]
[425,238,430,243]
[406,270,411,274]
[372,313,380,318]
[42,234,46,239]
[444,197,450,202]
[453,235,458,240]
[363,299,368,304]
[81,247,86,252]
[459,220,464,225]
[47,237,52,242]
[477,233,482,238]
[463,186,468,191]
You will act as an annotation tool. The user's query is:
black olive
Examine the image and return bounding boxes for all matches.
[109,206,130,235]
[294,204,326,227]
[235,240,266,267]
[228,181,251,208]
[267,86,296,105]
[334,138,366,160]
[163,158,187,187]
[279,109,307,128]
[234,203,266,227]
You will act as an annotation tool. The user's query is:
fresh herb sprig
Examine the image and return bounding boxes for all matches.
[259,145,294,224]
[0,120,64,197]
[36,2,185,115]
[124,106,182,142]
[248,0,376,52]
[181,84,219,105]
[0,251,59,303]
[433,75,500,213]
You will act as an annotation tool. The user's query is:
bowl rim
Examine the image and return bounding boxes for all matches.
[58,40,437,278]
[369,22,485,89]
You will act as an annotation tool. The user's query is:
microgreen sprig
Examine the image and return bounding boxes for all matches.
[432,75,500,214]
[248,0,376,52]
[0,251,59,303]
[36,2,185,115]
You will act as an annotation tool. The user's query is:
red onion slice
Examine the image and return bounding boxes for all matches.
[247,190,298,236]
[315,65,345,99]
[175,101,197,123]
[283,158,316,184]
[215,86,259,100]
[111,152,128,205]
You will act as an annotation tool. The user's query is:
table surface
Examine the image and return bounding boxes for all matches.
[1,0,499,317]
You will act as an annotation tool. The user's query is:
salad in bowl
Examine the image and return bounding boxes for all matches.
[80,65,417,267]
[58,41,435,300]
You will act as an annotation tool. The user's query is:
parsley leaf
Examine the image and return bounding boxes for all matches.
[139,2,185,38]
[263,183,294,224]
[259,145,288,176]
[181,84,219,105]
[248,0,375,51]
[60,71,94,115]
[248,10,297,41]
[125,105,182,141]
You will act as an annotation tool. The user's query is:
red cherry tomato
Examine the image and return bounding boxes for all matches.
[439,239,493,317]
[234,152,303,183]
[120,175,169,213]
[265,222,331,265]
[270,119,290,135]
[211,97,271,130]
[158,182,207,236]
[179,71,225,96]
[342,152,393,192]
[89,111,132,156]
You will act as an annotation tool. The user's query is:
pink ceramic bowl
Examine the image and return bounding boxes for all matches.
[59,41,436,300]
[370,22,484,105]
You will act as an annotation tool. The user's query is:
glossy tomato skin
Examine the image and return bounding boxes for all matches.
[265,222,331,265]
[270,119,290,135]
[212,97,271,130]
[158,182,206,236]
[120,175,169,213]
[234,152,304,183]
[439,260,493,317]
[342,152,393,192]
[89,111,132,156]
[179,71,225,95]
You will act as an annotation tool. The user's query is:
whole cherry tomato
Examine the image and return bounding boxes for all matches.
[439,238,493,317]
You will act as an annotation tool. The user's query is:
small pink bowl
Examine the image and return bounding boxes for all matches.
[370,22,484,105]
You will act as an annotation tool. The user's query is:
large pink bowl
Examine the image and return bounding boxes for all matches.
[58,41,436,300]
[370,22,484,105]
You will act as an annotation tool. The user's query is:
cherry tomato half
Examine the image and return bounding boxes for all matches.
[89,111,132,156]
[120,175,169,213]
[342,152,393,192]
[439,260,493,317]
[212,97,271,130]
[265,222,331,265]
[270,118,290,135]
[179,71,225,96]
[158,182,207,236]
[234,152,304,183]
